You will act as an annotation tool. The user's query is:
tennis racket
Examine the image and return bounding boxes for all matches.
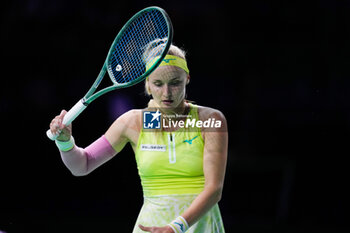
[46,6,173,140]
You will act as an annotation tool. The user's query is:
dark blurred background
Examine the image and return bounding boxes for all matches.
[1,0,350,232]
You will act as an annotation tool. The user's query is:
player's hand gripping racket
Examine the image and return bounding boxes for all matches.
[46,6,173,140]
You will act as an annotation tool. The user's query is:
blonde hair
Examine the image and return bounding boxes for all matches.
[145,44,187,98]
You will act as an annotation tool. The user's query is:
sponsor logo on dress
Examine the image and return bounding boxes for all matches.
[183,136,199,144]
[140,144,166,152]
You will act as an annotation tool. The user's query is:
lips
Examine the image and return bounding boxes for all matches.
[162,100,174,105]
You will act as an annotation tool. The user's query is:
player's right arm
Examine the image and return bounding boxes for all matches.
[49,110,137,176]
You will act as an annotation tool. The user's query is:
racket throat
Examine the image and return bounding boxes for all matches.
[81,98,89,106]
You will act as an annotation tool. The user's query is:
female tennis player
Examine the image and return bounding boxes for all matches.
[49,44,228,233]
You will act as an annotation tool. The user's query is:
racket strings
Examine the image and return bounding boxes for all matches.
[124,10,168,78]
[108,9,170,84]
[111,13,155,81]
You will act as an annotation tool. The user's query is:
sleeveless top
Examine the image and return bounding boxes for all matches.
[135,103,205,197]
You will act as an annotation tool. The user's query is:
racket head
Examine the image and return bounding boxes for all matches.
[106,6,173,87]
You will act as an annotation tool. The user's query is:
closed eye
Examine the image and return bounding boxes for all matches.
[153,81,163,87]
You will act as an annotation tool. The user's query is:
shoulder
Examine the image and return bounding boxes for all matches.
[114,109,142,131]
[193,104,227,134]
[195,104,227,123]
[107,109,143,135]
[105,109,143,149]
[194,105,228,155]
[118,109,142,122]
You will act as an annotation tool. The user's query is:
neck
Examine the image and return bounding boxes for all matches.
[148,99,188,114]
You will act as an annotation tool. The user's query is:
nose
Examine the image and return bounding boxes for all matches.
[162,84,172,98]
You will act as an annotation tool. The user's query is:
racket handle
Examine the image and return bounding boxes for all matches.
[46,99,88,141]
[46,129,58,140]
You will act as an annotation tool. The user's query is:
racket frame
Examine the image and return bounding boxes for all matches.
[47,6,173,140]
[83,6,173,105]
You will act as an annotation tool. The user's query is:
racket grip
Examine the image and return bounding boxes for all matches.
[46,99,88,141]
[46,129,59,140]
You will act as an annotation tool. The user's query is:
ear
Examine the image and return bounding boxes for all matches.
[186,74,190,85]
[145,80,152,96]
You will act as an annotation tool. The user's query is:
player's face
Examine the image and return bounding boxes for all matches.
[148,66,188,109]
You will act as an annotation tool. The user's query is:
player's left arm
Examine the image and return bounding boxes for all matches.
[181,109,228,226]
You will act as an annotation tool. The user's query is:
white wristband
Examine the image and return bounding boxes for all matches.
[168,216,189,233]
[55,136,75,152]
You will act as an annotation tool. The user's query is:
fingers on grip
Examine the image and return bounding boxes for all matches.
[48,110,67,140]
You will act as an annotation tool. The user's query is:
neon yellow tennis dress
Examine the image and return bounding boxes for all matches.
[132,103,225,233]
